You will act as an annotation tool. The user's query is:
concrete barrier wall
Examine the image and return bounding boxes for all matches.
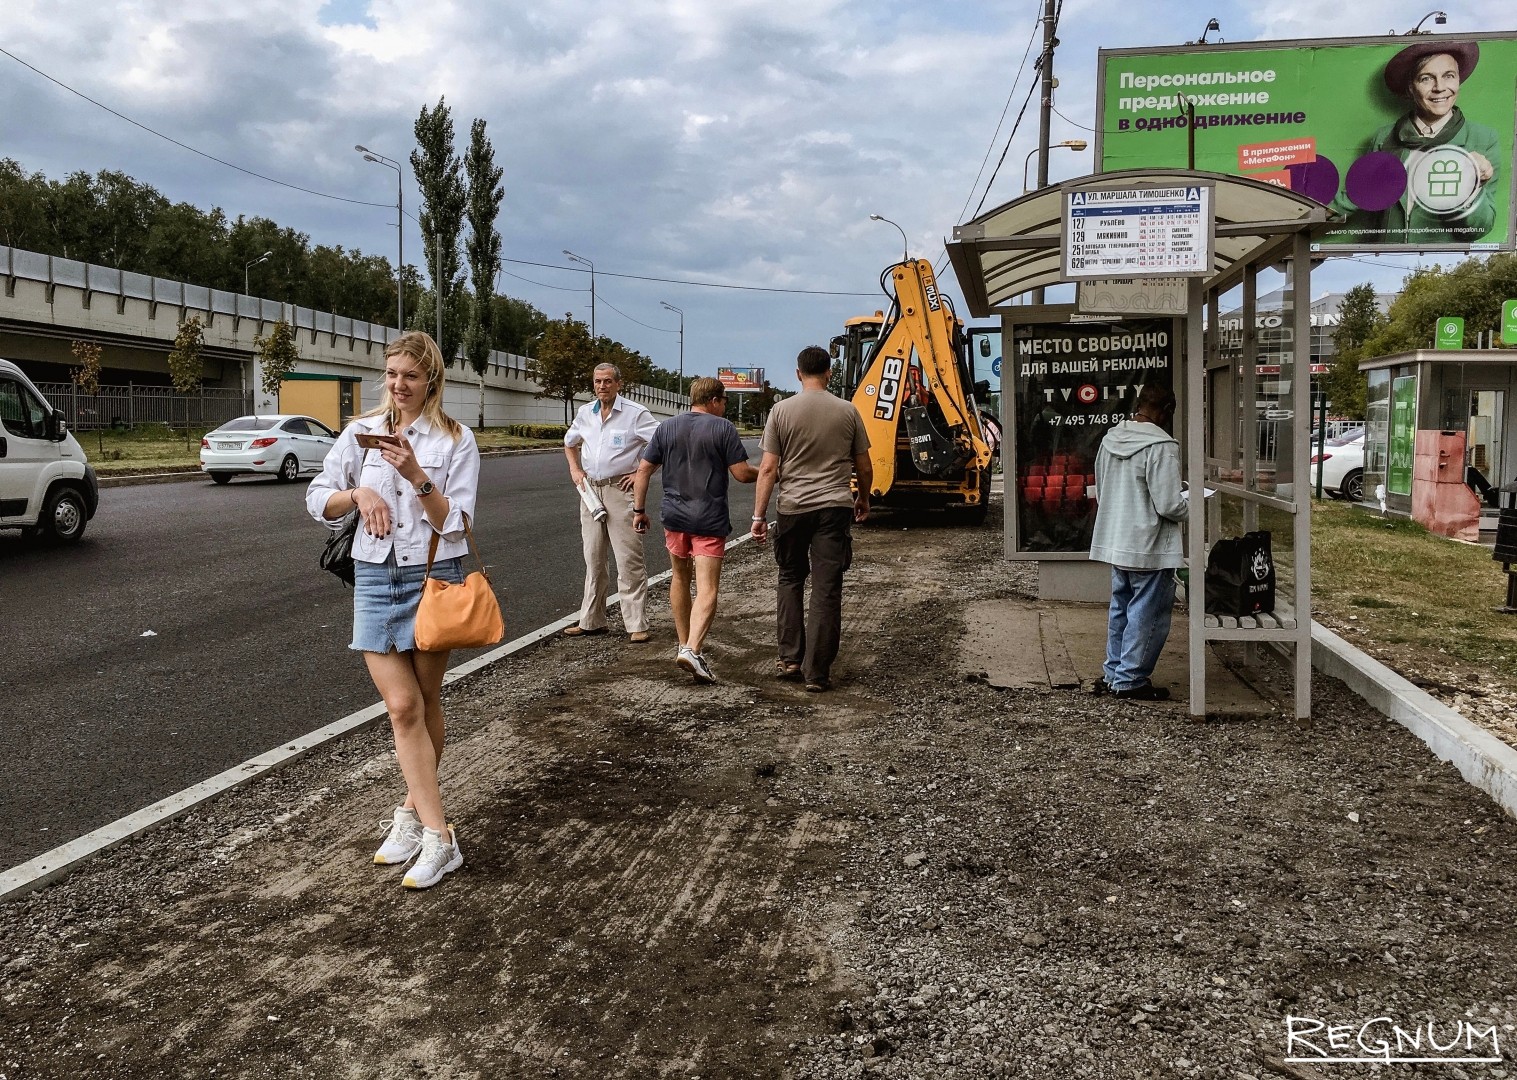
[0,245,685,422]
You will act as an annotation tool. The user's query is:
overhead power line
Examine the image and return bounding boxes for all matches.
[955,2,1045,225]
[599,294,679,333]
[528,259,875,297]
[0,46,392,208]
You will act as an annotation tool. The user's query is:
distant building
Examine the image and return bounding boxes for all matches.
[1215,288,1394,415]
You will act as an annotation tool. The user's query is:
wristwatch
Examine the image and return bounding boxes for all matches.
[417,480,435,497]
[633,507,646,514]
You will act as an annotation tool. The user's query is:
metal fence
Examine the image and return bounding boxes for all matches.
[1254,417,1362,464]
[36,383,254,430]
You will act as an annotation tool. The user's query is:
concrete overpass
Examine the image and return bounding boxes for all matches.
[0,245,685,427]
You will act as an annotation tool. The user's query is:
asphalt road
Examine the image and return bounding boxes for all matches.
[1,447,760,870]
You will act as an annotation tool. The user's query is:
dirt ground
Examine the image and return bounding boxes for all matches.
[1314,610,1517,755]
[2,504,1516,1079]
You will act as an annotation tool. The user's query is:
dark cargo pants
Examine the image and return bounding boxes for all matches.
[773,506,853,685]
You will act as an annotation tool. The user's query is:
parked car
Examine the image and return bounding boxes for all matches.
[200,415,337,484]
[1310,430,1364,501]
[0,357,99,542]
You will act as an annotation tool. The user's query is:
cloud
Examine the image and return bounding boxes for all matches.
[1,0,1511,384]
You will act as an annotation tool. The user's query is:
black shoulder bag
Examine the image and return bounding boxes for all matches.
[319,449,370,587]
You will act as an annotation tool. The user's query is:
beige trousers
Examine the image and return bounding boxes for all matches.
[577,479,648,632]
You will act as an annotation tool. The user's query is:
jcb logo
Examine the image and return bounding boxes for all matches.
[874,356,904,420]
[924,282,941,312]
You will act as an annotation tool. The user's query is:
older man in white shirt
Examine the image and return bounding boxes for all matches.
[563,363,661,641]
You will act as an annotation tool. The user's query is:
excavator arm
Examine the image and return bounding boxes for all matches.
[849,259,993,497]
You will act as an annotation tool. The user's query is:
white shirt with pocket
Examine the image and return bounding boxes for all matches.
[306,414,479,568]
[564,395,659,481]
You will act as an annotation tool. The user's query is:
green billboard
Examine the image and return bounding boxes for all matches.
[1096,33,1517,253]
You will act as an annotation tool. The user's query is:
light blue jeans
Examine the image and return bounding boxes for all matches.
[1103,567,1177,692]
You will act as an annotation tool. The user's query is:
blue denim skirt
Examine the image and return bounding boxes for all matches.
[351,553,465,653]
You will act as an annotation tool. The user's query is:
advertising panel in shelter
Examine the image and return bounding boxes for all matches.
[1012,320,1175,553]
[1096,32,1517,252]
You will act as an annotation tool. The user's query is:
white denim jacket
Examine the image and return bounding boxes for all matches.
[306,414,480,569]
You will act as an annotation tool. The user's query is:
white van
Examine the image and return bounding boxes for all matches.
[0,358,99,543]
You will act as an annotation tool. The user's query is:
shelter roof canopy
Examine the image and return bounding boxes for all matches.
[946,169,1335,317]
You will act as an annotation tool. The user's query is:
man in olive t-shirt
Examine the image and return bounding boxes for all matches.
[751,345,872,692]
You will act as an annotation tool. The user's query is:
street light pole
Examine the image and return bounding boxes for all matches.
[1023,140,1088,192]
[355,145,404,331]
[244,250,272,296]
[868,214,910,263]
[563,250,595,339]
[660,301,684,390]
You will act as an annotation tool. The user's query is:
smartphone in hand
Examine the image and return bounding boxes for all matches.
[355,433,401,450]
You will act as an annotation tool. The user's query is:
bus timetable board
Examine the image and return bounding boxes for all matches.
[1063,185,1213,278]
[1011,319,1175,554]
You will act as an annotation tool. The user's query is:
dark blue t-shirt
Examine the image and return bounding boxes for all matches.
[641,411,748,537]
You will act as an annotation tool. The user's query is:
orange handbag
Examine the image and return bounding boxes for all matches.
[413,522,505,652]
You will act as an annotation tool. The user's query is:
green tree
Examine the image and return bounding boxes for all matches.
[528,315,597,422]
[0,158,50,249]
[1362,253,1517,359]
[1324,283,1385,420]
[595,337,653,389]
[490,294,550,356]
[255,319,302,403]
[410,98,468,365]
[166,316,205,443]
[70,340,104,453]
[463,118,505,380]
[69,339,102,395]
[752,380,779,426]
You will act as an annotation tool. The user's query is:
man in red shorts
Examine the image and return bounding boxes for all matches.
[633,377,758,683]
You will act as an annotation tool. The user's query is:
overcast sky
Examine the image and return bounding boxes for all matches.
[2,0,1511,389]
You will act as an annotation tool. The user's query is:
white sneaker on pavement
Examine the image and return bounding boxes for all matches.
[374,806,423,865]
[677,646,716,685]
[402,825,463,889]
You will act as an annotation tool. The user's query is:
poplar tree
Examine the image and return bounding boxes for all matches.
[463,118,505,379]
[410,99,467,365]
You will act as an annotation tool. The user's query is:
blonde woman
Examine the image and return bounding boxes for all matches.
[306,332,480,889]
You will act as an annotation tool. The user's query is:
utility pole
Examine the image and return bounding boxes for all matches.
[1031,0,1058,305]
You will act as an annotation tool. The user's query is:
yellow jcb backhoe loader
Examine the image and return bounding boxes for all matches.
[830,259,998,523]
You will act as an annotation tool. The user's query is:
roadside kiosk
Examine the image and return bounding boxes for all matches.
[946,169,1336,721]
[1358,348,1517,539]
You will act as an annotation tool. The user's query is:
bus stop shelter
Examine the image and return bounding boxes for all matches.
[945,169,1336,721]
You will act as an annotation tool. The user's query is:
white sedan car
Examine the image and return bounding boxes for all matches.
[200,414,337,484]
[1310,430,1364,501]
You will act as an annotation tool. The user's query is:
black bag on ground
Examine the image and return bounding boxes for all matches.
[1204,530,1275,616]
[320,512,359,587]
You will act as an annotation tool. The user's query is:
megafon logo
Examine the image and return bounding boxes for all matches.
[873,356,904,421]
[924,282,941,312]
[1286,1016,1503,1065]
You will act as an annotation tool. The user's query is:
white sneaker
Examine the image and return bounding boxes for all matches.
[677,646,716,685]
[374,806,423,865]
[402,826,463,889]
